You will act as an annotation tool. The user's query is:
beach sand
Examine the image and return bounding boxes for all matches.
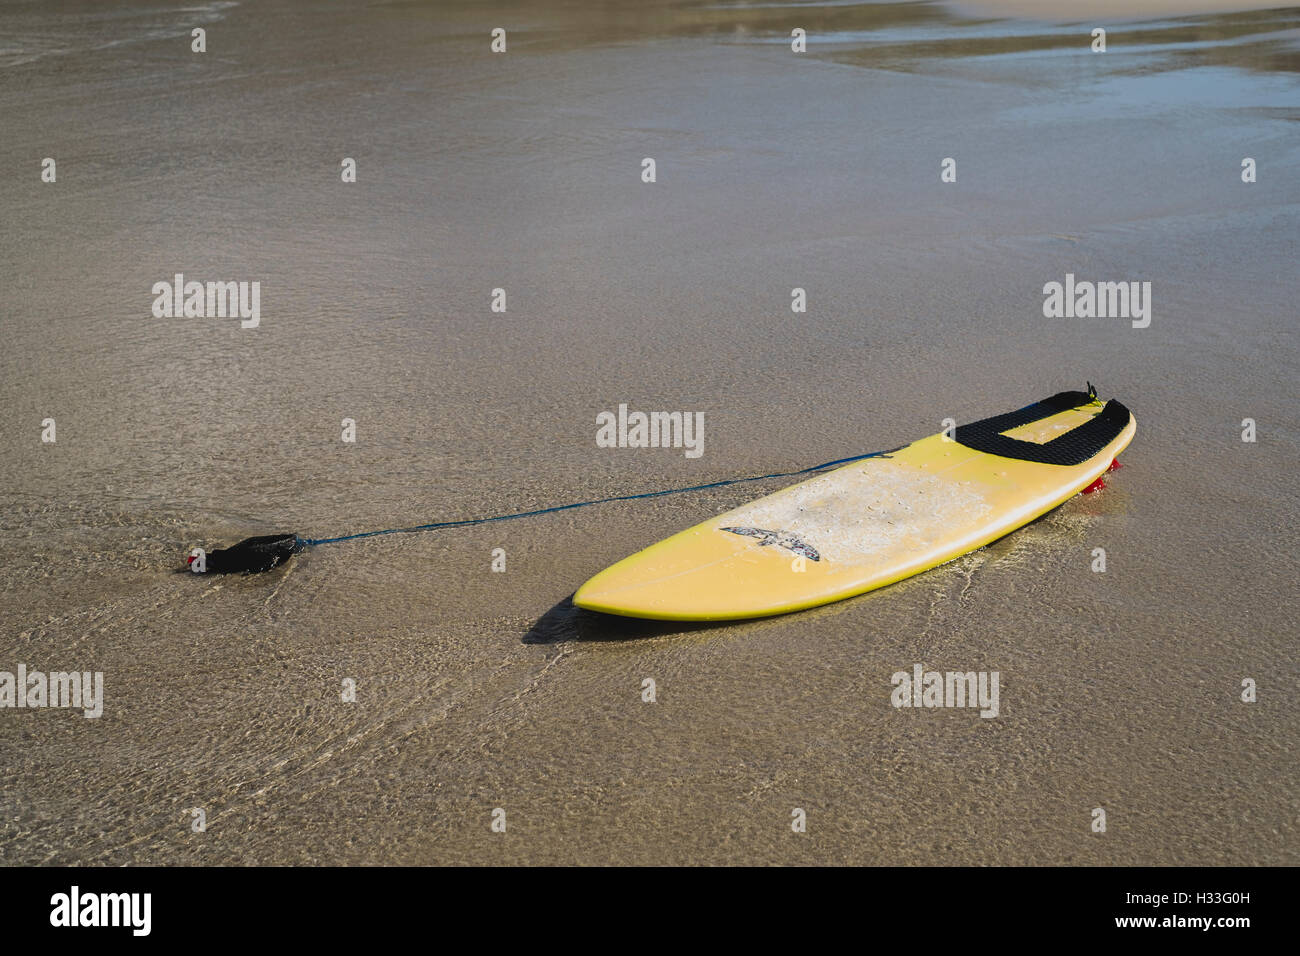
[0,0,1296,864]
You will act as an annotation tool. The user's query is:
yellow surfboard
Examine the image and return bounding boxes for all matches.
[574,389,1135,621]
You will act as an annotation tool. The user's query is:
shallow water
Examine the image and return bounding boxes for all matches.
[1,0,1296,864]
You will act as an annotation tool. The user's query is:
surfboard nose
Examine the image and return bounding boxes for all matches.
[572,524,834,621]
[573,573,773,621]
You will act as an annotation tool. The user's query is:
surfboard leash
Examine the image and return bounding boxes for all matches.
[186,447,904,573]
[296,446,906,548]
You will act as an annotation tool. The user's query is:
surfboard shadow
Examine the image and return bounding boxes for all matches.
[523,596,720,644]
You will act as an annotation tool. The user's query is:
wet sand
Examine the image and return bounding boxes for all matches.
[0,0,1296,864]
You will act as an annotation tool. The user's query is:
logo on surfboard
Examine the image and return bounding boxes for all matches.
[720,527,821,562]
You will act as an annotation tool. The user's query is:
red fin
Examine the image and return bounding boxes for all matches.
[1082,476,1106,494]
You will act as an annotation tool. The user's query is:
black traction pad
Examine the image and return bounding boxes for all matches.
[953,391,1131,466]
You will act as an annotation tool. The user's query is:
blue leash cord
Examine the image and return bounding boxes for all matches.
[298,447,900,549]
